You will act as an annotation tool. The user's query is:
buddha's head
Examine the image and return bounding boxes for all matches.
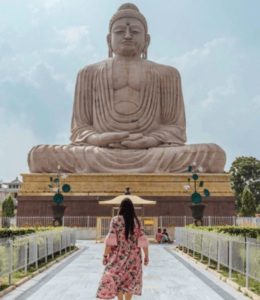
[107,3,150,59]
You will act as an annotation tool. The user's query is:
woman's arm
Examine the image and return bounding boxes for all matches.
[137,220,149,265]
[143,247,149,266]
[102,245,111,265]
[102,218,118,265]
[103,245,111,256]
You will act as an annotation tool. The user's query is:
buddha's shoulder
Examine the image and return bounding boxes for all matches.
[144,60,181,77]
[77,59,110,75]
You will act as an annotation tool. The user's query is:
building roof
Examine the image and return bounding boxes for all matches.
[3,177,22,185]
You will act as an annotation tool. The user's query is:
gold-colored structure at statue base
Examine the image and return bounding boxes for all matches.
[20,173,233,197]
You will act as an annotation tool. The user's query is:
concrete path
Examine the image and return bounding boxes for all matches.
[2,241,249,300]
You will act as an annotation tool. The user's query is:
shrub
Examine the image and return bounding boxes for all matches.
[2,195,15,217]
[188,225,260,239]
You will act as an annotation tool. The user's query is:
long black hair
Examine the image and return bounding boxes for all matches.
[118,198,140,240]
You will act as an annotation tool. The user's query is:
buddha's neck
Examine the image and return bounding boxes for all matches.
[113,55,142,63]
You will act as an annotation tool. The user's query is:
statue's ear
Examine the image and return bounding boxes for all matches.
[107,34,113,58]
[142,34,150,59]
[146,34,151,48]
[107,34,111,47]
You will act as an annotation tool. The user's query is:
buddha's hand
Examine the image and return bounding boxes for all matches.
[121,135,160,149]
[87,132,130,147]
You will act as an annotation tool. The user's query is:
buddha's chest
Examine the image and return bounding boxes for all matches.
[112,61,142,90]
[111,61,144,115]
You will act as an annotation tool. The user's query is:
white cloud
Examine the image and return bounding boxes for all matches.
[172,37,235,70]
[252,95,260,107]
[0,108,40,181]
[23,62,67,92]
[42,0,62,10]
[201,76,236,108]
[59,26,89,46]
[47,25,95,57]
[28,0,63,14]
[55,131,70,144]
[156,36,260,169]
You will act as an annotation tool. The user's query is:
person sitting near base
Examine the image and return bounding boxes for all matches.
[161,228,172,243]
[155,228,163,243]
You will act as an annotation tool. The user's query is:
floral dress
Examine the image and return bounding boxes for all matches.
[96,215,148,299]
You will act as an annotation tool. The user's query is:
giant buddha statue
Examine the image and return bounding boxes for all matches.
[28,3,226,173]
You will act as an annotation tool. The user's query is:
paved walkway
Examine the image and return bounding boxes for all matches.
[3,241,249,300]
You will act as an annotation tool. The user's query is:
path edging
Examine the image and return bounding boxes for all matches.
[174,247,260,300]
[0,247,79,298]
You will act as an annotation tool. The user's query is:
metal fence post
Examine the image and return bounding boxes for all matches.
[228,240,232,279]
[62,216,65,227]
[45,235,48,264]
[158,216,162,228]
[24,242,28,273]
[246,240,249,289]
[184,216,187,227]
[69,230,72,251]
[232,216,236,226]
[186,230,189,253]
[35,240,38,269]
[65,232,67,253]
[60,234,62,255]
[8,239,13,285]
[181,229,184,253]
[193,234,196,258]
[208,238,211,266]
[52,233,54,259]
[217,239,220,271]
[208,216,211,227]
[200,234,203,262]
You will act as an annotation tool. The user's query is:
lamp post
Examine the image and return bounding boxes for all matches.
[125,187,131,195]
[48,165,71,226]
[186,165,210,226]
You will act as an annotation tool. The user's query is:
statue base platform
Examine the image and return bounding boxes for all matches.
[17,173,235,217]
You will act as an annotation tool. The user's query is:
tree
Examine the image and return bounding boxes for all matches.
[230,156,260,212]
[2,195,15,217]
[256,204,260,215]
[240,186,256,216]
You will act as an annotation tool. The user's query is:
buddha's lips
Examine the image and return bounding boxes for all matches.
[122,41,134,45]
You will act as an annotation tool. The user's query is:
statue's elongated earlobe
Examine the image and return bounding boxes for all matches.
[109,47,113,58]
[107,34,113,58]
[142,48,147,60]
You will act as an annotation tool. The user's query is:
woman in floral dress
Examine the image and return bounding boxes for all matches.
[96,198,149,300]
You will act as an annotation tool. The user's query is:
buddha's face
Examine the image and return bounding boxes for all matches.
[108,17,149,58]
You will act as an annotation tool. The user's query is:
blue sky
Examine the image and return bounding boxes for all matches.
[0,0,259,181]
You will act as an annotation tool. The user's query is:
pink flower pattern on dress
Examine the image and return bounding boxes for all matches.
[96,216,147,299]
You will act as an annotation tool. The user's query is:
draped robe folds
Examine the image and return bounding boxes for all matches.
[28,59,226,173]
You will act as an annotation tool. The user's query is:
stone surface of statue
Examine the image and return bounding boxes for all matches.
[28,3,226,173]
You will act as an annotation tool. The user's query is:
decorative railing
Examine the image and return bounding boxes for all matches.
[175,227,260,289]
[1,216,249,228]
[0,228,76,285]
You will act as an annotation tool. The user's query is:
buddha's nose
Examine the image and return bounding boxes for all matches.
[124,26,132,39]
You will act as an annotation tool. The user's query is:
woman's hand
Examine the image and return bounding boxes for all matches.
[144,256,149,266]
[102,255,108,265]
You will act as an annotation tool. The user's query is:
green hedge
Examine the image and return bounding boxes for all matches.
[0,227,58,238]
[188,225,260,239]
